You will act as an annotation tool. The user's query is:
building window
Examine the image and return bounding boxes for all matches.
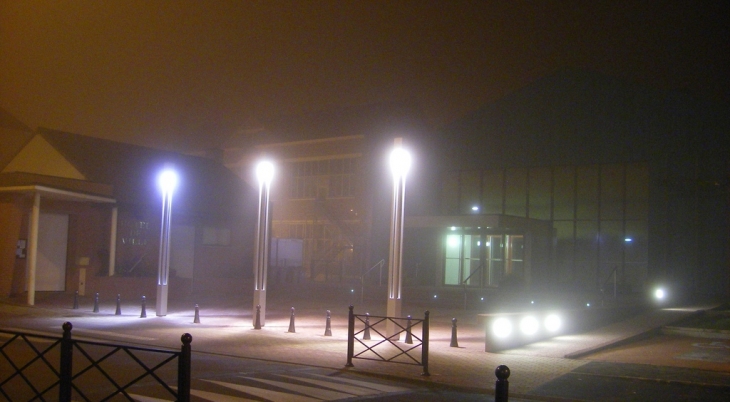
[287,157,357,199]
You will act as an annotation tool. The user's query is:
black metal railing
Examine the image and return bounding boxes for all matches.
[0,322,191,402]
[345,306,430,376]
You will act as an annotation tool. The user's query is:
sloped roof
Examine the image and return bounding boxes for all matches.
[0,107,34,171]
[34,128,252,218]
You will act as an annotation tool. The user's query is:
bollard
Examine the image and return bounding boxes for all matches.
[254,304,262,329]
[287,307,296,333]
[93,292,99,313]
[450,317,459,347]
[193,304,201,324]
[140,296,147,318]
[115,294,122,315]
[363,313,371,340]
[495,365,510,402]
[73,290,79,310]
[405,315,413,344]
[324,310,332,336]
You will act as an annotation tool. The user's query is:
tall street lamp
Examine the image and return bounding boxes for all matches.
[253,160,274,327]
[156,167,178,316]
[387,138,411,338]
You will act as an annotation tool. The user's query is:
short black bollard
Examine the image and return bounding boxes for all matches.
[450,317,459,347]
[178,333,193,402]
[93,292,99,313]
[59,322,73,402]
[405,315,413,344]
[495,365,510,402]
[287,307,296,333]
[140,296,147,318]
[193,304,200,324]
[363,313,371,340]
[324,310,332,336]
[254,304,262,329]
[115,294,122,315]
[73,290,79,310]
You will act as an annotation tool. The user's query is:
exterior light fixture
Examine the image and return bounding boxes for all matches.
[471,205,479,211]
[492,318,512,338]
[253,160,274,327]
[544,314,561,332]
[520,316,539,336]
[386,138,410,338]
[156,167,178,316]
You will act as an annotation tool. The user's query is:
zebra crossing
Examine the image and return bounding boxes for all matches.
[128,370,413,401]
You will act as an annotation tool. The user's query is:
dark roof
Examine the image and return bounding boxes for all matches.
[0,107,32,132]
[439,68,730,171]
[222,101,426,148]
[36,128,251,218]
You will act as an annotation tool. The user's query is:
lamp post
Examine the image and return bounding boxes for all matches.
[387,138,411,338]
[156,167,178,316]
[253,160,274,327]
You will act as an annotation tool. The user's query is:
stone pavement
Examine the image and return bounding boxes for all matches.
[0,292,715,401]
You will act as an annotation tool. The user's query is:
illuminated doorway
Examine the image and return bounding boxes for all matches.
[443,232,523,288]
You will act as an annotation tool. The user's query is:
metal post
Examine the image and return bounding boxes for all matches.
[178,333,192,402]
[405,315,413,344]
[421,311,430,376]
[386,138,410,338]
[363,313,371,340]
[324,310,332,336]
[140,296,147,318]
[288,307,296,333]
[59,322,73,402]
[346,305,354,367]
[193,304,200,324]
[115,294,121,315]
[73,290,79,309]
[93,292,99,313]
[253,161,273,327]
[495,365,510,402]
[450,317,459,347]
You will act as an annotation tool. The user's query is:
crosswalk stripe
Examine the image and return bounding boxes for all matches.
[189,388,258,401]
[128,394,172,402]
[277,374,382,396]
[204,379,321,402]
[309,373,410,393]
[240,376,353,400]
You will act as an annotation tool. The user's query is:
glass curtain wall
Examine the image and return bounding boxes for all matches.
[445,163,649,291]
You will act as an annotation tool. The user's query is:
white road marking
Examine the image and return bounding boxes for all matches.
[204,379,320,402]
[277,374,382,396]
[189,388,258,401]
[309,373,410,393]
[241,376,353,400]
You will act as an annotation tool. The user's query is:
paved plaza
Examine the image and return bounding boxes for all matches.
[0,289,725,400]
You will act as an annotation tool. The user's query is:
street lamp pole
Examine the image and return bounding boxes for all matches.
[156,168,178,316]
[253,160,274,327]
[387,138,410,338]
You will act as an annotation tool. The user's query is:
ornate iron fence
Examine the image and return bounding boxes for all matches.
[0,322,191,402]
[345,306,430,376]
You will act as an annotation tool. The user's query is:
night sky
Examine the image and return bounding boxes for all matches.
[1,0,728,152]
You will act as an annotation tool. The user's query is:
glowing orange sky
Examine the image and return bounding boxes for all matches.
[1,1,727,151]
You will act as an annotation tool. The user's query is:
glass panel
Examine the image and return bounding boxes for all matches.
[528,167,552,219]
[553,221,574,283]
[444,234,461,285]
[553,166,574,220]
[575,221,598,290]
[505,168,527,217]
[599,220,623,288]
[487,235,504,286]
[482,169,503,214]
[576,166,599,220]
[625,163,649,220]
[601,164,624,220]
[459,171,481,214]
[624,220,648,263]
[441,171,459,215]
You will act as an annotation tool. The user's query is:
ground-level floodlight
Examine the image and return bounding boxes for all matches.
[544,314,562,333]
[492,317,512,338]
[253,160,274,327]
[156,167,178,316]
[519,316,539,336]
[386,138,411,338]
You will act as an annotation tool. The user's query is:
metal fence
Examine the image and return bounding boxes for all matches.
[0,322,191,402]
[345,306,430,376]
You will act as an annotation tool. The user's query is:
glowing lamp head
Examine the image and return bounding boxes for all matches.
[389,147,411,178]
[492,317,512,338]
[158,169,178,194]
[520,316,539,336]
[256,161,275,185]
[544,314,561,332]
[654,288,665,300]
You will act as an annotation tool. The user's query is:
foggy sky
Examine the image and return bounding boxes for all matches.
[1,0,728,152]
